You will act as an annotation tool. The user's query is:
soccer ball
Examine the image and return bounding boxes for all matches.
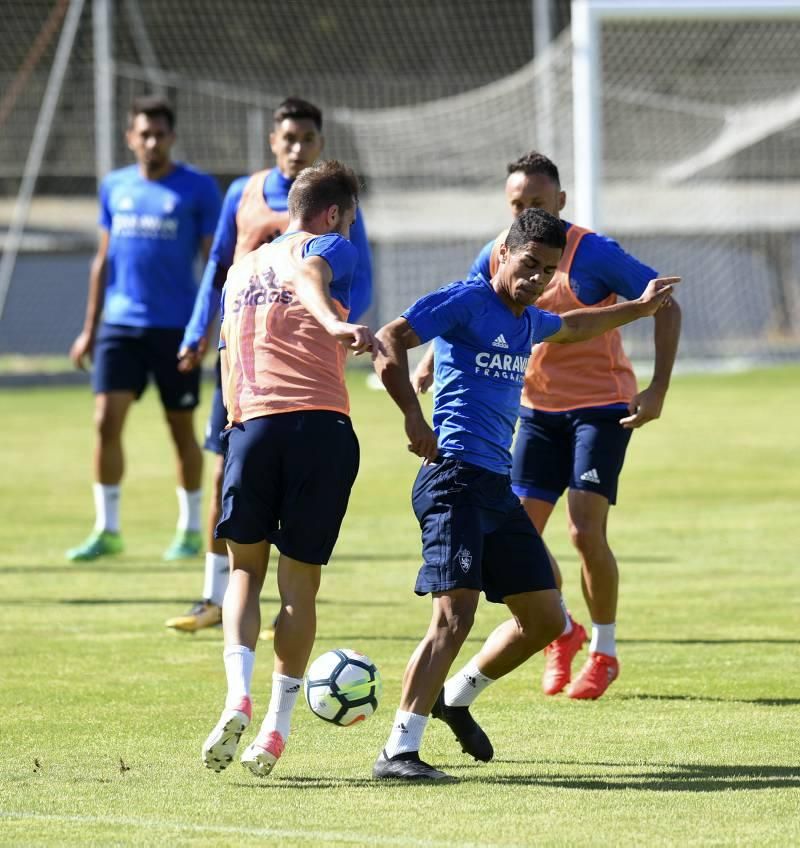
[304,648,382,726]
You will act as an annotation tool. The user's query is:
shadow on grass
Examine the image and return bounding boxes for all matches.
[232,776,458,790]
[232,761,800,792]
[476,762,800,792]
[618,693,800,707]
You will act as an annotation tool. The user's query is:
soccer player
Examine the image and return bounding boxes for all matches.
[165,97,373,633]
[67,96,222,562]
[413,151,682,700]
[372,208,679,781]
[201,160,378,778]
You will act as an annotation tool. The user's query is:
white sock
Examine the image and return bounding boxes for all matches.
[257,672,303,742]
[202,553,229,606]
[384,710,428,758]
[443,659,494,707]
[590,622,616,657]
[559,594,573,637]
[176,487,202,532]
[223,645,255,708]
[93,483,121,533]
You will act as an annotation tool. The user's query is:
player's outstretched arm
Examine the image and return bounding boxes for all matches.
[294,256,380,357]
[545,276,681,345]
[69,229,110,371]
[621,295,682,429]
[375,318,438,462]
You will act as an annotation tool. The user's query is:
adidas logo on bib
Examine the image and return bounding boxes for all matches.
[580,468,601,484]
[492,334,509,349]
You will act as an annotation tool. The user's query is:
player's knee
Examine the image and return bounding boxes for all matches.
[434,601,476,644]
[567,520,605,556]
[94,407,122,441]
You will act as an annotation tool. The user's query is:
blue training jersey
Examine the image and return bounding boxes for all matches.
[99,163,221,328]
[182,167,372,350]
[468,220,657,306]
[403,275,563,475]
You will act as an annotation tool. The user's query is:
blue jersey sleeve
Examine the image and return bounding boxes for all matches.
[572,231,658,304]
[181,178,246,350]
[468,238,494,279]
[303,233,359,309]
[347,209,373,321]
[530,307,563,342]
[197,174,222,237]
[402,281,481,344]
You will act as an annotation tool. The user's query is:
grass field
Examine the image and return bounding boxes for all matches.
[1,366,799,847]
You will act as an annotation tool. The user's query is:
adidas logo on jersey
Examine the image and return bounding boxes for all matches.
[580,468,601,484]
[492,334,509,348]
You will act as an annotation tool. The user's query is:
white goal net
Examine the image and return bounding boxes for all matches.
[1,0,799,367]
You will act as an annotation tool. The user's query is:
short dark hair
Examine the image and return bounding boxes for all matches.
[273,97,323,131]
[288,160,359,221]
[505,207,566,253]
[128,95,175,130]
[507,151,560,186]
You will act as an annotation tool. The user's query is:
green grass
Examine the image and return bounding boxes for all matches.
[1,367,799,847]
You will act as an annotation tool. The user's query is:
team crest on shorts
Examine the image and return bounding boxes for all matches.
[454,545,473,573]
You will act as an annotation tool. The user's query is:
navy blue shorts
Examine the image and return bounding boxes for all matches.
[92,323,200,411]
[203,356,227,454]
[511,406,632,505]
[412,458,555,604]
[216,411,360,565]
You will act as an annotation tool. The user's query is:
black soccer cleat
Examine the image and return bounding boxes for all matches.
[372,750,457,782]
[431,690,494,762]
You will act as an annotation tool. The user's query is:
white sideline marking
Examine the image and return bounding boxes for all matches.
[0,811,518,848]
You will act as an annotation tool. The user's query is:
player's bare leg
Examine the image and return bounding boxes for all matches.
[475,588,564,678]
[163,409,203,559]
[203,538,268,771]
[520,495,588,694]
[374,590,478,782]
[565,489,620,699]
[95,391,134,484]
[67,391,133,561]
[223,539,269,649]
[434,588,563,763]
[242,554,321,778]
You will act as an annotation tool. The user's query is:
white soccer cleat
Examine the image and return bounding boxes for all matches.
[202,697,252,773]
[240,731,285,778]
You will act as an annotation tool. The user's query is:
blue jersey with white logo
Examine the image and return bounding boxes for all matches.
[99,163,221,328]
[402,276,562,474]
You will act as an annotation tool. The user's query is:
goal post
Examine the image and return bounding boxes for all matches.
[571,0,800,230]
[571,0,800,362]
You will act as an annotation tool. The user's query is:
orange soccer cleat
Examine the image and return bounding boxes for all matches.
[567,652,619,700]
[541,618,587,695]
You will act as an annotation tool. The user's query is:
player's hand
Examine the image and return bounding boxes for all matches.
[69,330,95,371]
[404,408,438,462]
[619,383,666,429]
[637,277,680,316]
[177,339,206,373]
[330,322,385,360]
[411,360,434,394]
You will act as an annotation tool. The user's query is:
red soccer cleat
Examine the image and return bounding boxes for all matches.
[541,618,587,695]
[567,652,620,700]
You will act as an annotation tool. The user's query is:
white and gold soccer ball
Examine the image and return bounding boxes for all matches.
[304,648,382,726]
